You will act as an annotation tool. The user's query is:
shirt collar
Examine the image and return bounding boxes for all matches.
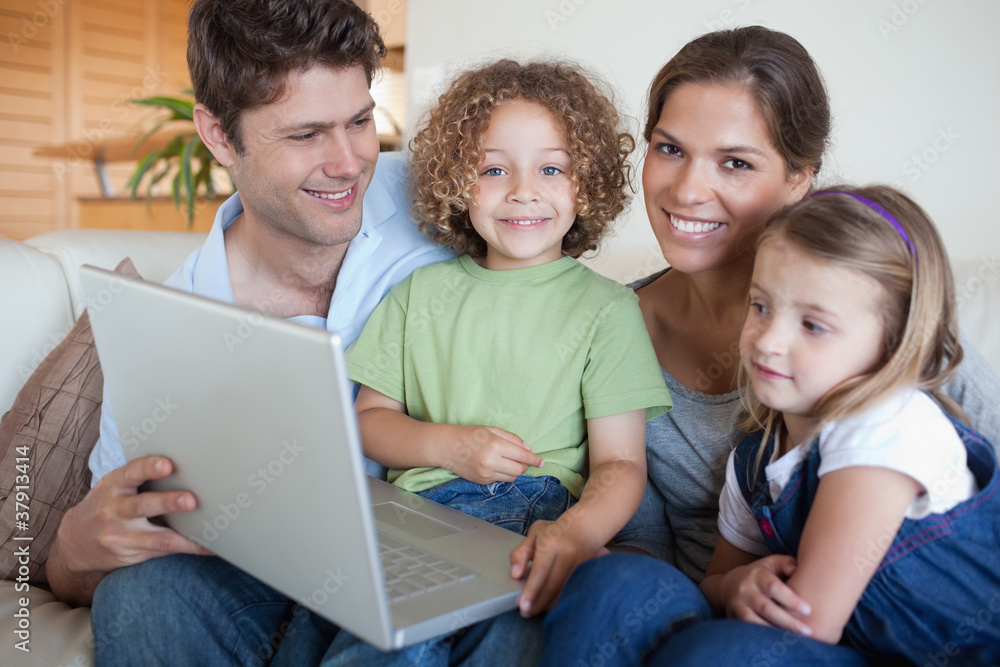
[191,192,243,303]
[200,177,398,315]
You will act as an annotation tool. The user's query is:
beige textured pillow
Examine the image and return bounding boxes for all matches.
[0,258,141,587]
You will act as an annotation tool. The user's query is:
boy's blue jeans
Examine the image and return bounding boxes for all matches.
[321,475,572,666]
[415,474,573,535]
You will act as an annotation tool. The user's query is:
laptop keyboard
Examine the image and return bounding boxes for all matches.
[379,532,477,603]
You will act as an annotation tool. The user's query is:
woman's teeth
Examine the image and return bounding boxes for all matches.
[306,188,351,200]
[670,214,721,233]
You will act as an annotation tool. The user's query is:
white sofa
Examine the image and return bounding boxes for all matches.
[1,229,998,666]
[0,230,205,667]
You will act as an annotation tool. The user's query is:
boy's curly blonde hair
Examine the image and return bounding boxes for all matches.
[409,59,635,258]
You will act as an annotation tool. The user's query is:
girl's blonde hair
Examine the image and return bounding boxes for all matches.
[408,59,635,258]
[738,185,967,459]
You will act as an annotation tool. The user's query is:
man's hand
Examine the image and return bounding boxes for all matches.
[440,425,543,484]
[48,456,211,605]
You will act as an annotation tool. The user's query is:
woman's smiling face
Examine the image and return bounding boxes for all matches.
[641,83,812,275]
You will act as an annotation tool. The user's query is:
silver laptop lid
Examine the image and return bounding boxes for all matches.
[80,265,395,649]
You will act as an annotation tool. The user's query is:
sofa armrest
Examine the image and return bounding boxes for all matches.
[0,240,76,417]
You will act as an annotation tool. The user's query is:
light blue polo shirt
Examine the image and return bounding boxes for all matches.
[89,152,454,482]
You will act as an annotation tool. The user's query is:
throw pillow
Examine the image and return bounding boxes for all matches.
[0,258,141,587]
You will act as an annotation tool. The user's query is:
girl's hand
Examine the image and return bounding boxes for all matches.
[509,519,598,617]
[442,425,543,484]
[701,468,921,644]
[720,554,813,636]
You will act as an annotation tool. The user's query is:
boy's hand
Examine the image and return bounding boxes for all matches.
[355,390,543,482]
[444,425,544,484]
[509,519,597,617]
[720,555,813,636]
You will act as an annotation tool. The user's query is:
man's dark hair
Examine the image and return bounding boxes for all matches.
[188,0,386,154]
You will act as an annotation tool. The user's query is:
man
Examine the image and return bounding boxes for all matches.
[44,0,508,663]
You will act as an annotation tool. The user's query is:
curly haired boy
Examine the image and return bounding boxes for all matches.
[340,59,672,664]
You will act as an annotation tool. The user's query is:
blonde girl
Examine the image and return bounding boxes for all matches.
[691,185,1000,665]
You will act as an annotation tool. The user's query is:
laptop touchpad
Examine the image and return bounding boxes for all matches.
[374,502,461,540]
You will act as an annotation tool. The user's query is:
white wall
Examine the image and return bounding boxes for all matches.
[404,0,1000,282]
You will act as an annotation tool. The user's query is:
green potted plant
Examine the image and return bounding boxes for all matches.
[127,91,232,227]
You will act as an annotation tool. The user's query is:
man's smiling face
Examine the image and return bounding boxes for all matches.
[225,64,380,248]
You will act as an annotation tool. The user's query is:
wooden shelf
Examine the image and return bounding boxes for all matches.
[77,196,224,233]
[32,124,194,164]
[33,124,198,197]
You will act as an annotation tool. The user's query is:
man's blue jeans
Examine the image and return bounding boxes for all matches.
[92,554,337,666]
[92,555,544,666]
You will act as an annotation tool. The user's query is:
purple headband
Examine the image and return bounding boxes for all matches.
[810,190,917,260]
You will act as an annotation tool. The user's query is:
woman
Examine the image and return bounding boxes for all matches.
[541,25,1000,666]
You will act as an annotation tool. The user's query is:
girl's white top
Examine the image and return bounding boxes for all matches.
[719,388,979,556]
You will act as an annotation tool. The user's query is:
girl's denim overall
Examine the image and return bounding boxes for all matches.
[732,406,1000,666]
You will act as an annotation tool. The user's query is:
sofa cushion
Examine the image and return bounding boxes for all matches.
[0,580,92,662]
[0,258,140,587]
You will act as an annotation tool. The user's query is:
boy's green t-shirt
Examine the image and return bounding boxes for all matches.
[347,255,671,498]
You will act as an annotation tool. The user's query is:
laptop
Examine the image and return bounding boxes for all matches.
[80,265,525,651]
